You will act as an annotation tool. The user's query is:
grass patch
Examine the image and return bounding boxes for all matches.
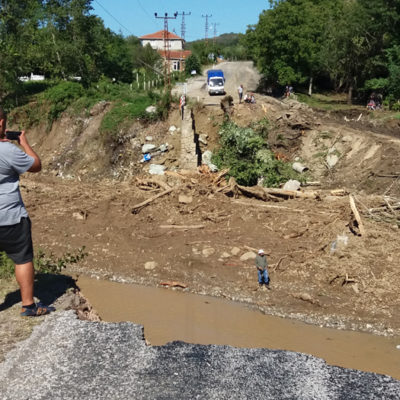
[0,247,87,280]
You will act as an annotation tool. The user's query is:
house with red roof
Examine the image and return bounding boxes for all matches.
[139,30,191,72]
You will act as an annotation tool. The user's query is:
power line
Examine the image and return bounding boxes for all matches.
[93,0,162,76]
[93,0,133,35]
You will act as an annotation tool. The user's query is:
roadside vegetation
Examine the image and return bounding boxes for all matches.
[0,247,87,280]
[242,0,400,108]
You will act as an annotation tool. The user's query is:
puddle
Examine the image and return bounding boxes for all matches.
[77,276,400,380]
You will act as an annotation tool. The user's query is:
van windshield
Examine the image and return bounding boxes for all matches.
[210,78,224,87]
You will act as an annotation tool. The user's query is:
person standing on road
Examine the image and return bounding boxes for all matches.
[255,249,270,289]
[238,84,243,103]
[0,106,54,317]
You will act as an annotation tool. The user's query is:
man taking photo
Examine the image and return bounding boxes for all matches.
[0,106,54,316]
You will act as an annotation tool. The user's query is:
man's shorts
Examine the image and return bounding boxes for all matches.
[0,217,34,264]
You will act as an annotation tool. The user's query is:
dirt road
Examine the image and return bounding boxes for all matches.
[173,61,261,105]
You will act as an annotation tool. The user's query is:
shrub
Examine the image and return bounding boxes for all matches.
[42,81,84,122]
[212,120,303,187]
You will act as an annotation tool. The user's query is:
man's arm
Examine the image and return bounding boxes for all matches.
[18,131,41,173]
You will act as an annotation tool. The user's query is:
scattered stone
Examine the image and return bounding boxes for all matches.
[326,154,339,168]
[178,195,193,204]
[145,106,157,114]
[158,144,169,153]
[221,252,231,259]
[231,247,241,256]
[144,261,158,270]
[192,247,201,255]
[240,251,257,261]
[169,125,177,132]
[199,134,208,145]
[202,150,218,172]
[149,164,166,175]
[145,136,153,141]
[283,179,301,191]
[142,144,157,154]
[72,211,87,220]
[202,248,215,257]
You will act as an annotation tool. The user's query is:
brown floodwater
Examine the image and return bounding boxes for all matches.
[77,276,400,380]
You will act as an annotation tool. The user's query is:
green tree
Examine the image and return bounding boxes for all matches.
[185,54,201,76]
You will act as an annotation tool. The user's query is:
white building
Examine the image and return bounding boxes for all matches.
[139,30,191,72]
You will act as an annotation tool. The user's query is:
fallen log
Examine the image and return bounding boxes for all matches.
[135,178,171,191]
[349,194,366,236]
[261,187,320,200]
[159,224,205,230]
[131,188,174,214]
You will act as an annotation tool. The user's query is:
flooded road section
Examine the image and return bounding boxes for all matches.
[77,276,400,380]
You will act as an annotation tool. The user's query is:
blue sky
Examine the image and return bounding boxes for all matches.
[91,0,269,41]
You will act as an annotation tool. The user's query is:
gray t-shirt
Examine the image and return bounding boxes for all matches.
[0,142,34,226]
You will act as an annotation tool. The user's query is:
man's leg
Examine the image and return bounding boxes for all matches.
[257,269,262,285]
[263,269,270,286]
[15,261,35,306]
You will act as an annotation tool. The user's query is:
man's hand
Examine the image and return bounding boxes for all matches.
[18,131,42,173]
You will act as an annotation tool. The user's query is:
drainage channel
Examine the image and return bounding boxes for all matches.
[77,276,400,380]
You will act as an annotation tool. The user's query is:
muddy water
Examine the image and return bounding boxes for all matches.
[77,276,400,380]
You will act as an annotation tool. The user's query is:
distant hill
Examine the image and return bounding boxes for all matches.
[185,33,241,49]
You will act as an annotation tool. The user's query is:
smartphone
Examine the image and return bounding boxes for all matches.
[5,131,22,140]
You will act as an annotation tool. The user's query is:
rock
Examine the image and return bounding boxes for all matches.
[240,252,257,261]
[326,154,339,168]
[221,252,231,259]
[192,247,201,255]
[199,134,208,145]
[72,211,87,220]
[89,101,109,116]
[144,261,158,270]
[149,164,166,175]
[158,144,168,153]
[169,125,177,132]
[142,144,156,154]
[202,248,215,257]
[145,136,153,141]
[178,195,193,204]
[231,247,241,256]
[145,106,157,114]
[283,179,301,191]
[202,150,218,172]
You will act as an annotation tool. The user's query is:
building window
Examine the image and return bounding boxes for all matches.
[173,61,180,71]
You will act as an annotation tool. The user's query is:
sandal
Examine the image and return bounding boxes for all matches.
[20,303,55,317]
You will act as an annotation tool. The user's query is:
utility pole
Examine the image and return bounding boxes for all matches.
[202,14,212,43]
[177,11,191,41]
[212,22,219,44]
[155,11,178,88]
